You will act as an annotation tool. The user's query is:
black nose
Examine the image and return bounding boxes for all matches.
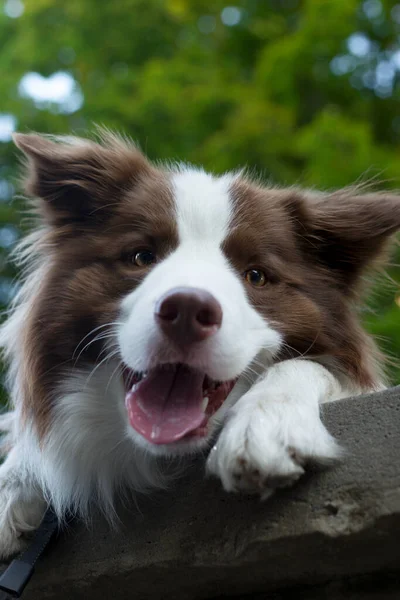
[155,287,222,346]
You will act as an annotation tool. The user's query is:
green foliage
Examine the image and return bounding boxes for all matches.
[0,0,399,393]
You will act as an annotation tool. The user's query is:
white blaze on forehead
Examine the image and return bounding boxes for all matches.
[171,169,234,245]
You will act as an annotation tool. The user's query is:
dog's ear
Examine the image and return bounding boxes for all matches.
[298,189,400,290]
[13,131,151,226]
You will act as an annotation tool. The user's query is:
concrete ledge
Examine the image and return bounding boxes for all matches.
[16,388,400,598]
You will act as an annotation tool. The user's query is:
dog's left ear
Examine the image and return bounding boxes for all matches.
[13,131,151,226]
[300,189,400,289]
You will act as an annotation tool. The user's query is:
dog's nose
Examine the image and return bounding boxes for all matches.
[155,287,222,346]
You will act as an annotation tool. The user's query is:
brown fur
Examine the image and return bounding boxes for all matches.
[13,132,177,437]
[228,179,400,387]
[11,132,400,439]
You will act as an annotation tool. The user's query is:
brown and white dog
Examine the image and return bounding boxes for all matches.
[0,130,399,558]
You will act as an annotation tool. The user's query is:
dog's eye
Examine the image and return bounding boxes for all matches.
[244,269,266,287]
[132,250,156,267]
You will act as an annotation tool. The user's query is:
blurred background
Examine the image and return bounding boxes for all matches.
[0,0,400,397]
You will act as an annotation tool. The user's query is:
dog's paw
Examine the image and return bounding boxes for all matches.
[0,518,29,561]
[0,504,45,560]
[206,392,341,499]
[0,484,46,561]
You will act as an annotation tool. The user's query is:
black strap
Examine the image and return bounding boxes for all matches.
[0,506,59,598]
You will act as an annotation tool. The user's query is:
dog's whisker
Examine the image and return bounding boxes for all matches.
[95,342,120,363]
[84,351,120,389]
[74,334,117,365]
[72,322,123,359]
[105,362,124,395]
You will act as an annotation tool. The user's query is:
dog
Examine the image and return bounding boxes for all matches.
[0,130,399,559]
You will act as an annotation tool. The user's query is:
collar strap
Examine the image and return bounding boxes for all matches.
[0,507,59,598]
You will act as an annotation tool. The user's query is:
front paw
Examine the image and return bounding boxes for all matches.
[206,394,341,499]
[0,519,29,561]
[0,488,46,560]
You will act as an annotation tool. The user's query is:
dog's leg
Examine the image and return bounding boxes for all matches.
[207,359,349,498]
[0,444,46,560]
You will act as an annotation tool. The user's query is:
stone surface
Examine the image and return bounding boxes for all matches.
[8,388,400,598]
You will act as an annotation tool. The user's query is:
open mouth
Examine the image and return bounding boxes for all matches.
[123,364,236,445]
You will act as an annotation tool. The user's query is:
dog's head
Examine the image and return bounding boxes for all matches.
[10,131,400,455]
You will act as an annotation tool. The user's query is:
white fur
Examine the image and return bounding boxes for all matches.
[0,446,46,559]
[173,169,233,243]
[0,167,359,560]
[207,359,353,498]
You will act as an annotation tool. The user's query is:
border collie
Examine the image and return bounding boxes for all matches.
[0,130,398,559]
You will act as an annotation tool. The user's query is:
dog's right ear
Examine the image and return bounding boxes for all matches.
[13,131,151,226]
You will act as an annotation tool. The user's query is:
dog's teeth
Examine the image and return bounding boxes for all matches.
[202,397,209,411]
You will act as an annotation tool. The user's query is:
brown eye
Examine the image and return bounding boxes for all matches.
[132,250,156,267]
[244,269,266,287]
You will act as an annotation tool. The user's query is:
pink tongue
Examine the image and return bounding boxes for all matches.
[125,365,206,444]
